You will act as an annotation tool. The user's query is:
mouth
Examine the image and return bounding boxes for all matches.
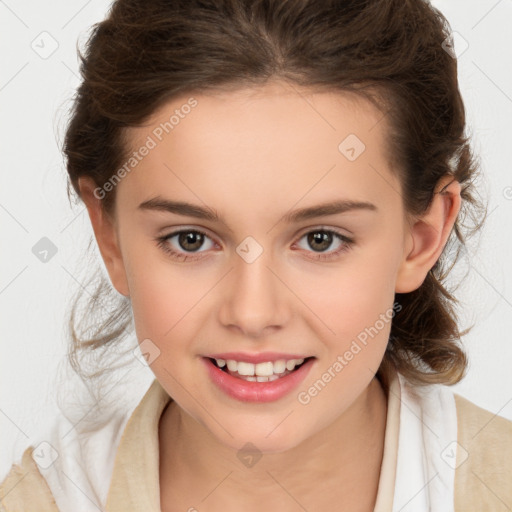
[208,356,314,382]
[203,355,316,403]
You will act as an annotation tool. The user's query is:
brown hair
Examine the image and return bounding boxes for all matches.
[63,0,487,388]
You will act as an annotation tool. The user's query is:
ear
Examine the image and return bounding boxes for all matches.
[78,177,130,297]
[395,176,461,293]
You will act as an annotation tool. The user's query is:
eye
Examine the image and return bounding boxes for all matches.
[155,229,215,262]
[293,228,354,261]
[155,227,354,262]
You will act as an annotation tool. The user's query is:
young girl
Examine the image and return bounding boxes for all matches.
[1,0,511,511]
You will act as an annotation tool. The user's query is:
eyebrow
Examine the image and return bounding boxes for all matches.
[138,197,378,225]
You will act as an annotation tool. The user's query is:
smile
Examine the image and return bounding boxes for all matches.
[203,355,316,402]
[212,357,308,382]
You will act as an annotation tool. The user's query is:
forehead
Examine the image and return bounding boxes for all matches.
[119,82,401,219]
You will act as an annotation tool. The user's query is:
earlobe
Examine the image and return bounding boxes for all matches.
[78,177,130,297]
[395,176,461,293]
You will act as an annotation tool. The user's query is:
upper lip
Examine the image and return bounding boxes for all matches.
[204,352,313,364]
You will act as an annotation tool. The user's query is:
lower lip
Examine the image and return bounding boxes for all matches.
[203,357,315,403]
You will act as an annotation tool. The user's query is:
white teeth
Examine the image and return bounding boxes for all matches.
[286,358,304,371]
[237,362,255,376]
[273,360,286,374]
[226,359,238,372]
[216,357,306,376]
[255,362,274,376]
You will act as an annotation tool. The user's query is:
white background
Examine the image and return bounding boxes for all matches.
[1,0,512,479]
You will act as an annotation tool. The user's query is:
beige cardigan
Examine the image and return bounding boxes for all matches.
[1,374,511,511]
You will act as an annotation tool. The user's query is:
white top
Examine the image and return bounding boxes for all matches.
[5,365,458,511]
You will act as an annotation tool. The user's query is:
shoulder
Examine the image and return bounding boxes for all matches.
[453,392,512,511]
[1,376,163,512]
[0,446,59,512]
[0,402,135,512]
[454,392,512,459]
[0,396,132,512]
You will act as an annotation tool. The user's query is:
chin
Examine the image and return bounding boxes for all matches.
[208,418,309,455]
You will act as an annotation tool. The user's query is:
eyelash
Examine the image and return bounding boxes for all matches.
[155,227,355,263]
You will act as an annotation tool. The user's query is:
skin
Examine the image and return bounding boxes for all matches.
[79,80,461,511]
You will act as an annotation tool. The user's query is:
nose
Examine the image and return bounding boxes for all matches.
[218,249,290,338]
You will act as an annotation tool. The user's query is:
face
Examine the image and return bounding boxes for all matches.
[101,81,411,452]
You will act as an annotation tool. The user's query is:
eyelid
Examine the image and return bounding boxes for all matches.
[294,224,352,239]
[155,224,355,262]
[157,223,352,243]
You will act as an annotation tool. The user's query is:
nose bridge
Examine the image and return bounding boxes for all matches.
[219,239,288,336]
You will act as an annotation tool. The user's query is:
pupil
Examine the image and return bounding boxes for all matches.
[179,232,203,252]
[309,231,331,252]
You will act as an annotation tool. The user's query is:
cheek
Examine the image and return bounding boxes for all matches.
[124,226,399,354]
[289,254,397,342]
[130,277,202,344]
[296,275,394,420]
[123,245,204,341]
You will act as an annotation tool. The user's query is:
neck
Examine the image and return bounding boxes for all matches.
[159,376,388,512]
